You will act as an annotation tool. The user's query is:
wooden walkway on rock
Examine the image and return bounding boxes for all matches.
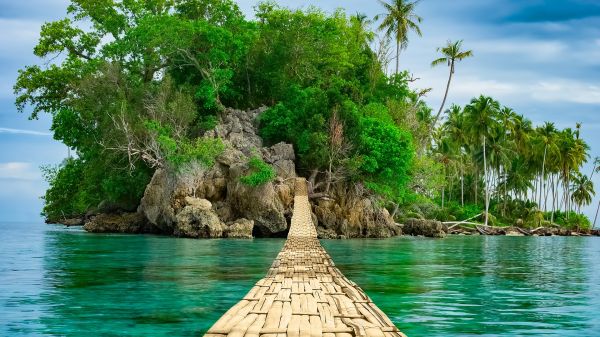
[205,178,406,337]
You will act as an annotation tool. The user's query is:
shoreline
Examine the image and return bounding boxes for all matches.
[52,216,600,239]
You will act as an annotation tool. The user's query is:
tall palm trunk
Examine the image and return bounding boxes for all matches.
[594,200,600,229]
[483,136,489,227]
[461,164,464,207]
[395,38,400,75]
[539,145,547,207]
[441,187,445,209]
[432,62,454,128]
[475,167,478,206]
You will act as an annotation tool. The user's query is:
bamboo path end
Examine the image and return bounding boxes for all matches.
[205,178,406,337]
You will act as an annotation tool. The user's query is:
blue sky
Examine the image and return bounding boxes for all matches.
[1,0,599,222]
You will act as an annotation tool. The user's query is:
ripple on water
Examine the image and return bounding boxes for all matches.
[1,224,600,337]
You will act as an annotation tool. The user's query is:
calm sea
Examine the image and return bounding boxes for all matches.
[1,222,599,336]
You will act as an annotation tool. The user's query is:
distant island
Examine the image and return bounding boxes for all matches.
[15,0,598,238]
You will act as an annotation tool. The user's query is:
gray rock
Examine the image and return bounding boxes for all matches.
[184,197,212,211]
[84,213,150,233]
[403,219,446,238]
[174,205,224,238]
[137,107,296,238]
[226,170,289,236]
[313,196,397,238]
[226,218,254,239]
[139,169,176,232]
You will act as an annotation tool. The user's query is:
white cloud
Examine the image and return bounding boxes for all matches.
[531,80,600,104]
[472,39,567,62]
[0,162,40,181]
[421,68,600,106]
[450,77,520,99]
[0,127,52,136]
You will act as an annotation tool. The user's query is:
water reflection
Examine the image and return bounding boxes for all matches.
[322,236,600,337]
[39,230,282,336]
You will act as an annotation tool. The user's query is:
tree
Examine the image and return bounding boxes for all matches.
[430,40,473,128]
[535,122,558,210]
[464,96,501,226]
[590,156,600,180]
[375,0,422,74]
[570,172,595,215]
[590,157,600,228]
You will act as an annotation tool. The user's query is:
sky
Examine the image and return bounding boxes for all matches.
[0,0,599,222]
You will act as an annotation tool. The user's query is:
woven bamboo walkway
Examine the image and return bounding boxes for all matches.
[204,178,406,337]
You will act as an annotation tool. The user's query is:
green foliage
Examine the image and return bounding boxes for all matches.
[357,117,414,200]
[145,120,224,168]
[240,156,276,187]
[546,211,591,230]
[41,158,151,221]
[20,0,427,218]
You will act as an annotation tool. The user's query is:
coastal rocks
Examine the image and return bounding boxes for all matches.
[402,219,447,238]
[313,197,399,238]
[83,212,151,233]
[61,217,84,227]
[139,168,177,232]
[135,107,296,238]
[174,201,224,238]
[184,196,212,211]
[226,164,291,236]
[226,218,254,239]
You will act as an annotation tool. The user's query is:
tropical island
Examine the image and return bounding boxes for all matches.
[16,0,599,238]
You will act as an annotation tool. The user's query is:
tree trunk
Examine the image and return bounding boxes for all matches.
[442,186,445,209]
[539,145,547,207]
[551,174,556,223]
[432,63,454,129]
[461,166,464,207]
[395,38,400,75]
[483,136,489,227]
[391,203,400,219]
[594,200,600,229]
[475,168,478,206]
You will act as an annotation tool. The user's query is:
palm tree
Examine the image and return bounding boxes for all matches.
[590,158,600,228]
[375,0,422,74]
[590,156,600,180]
[464,95,501,226]
[430,40,473,128]
[444,104,468,206]
[570,172,595,215]
[535,122,558,209]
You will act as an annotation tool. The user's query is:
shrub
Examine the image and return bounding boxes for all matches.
[240,156,276,187]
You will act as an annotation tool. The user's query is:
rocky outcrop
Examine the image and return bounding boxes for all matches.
[86,107,402,239]
[313,197,401,239]
[402,219,447,238]
[174,198,224,238]
[139,168,177,233]
[226,218,254,239]
[136,107,296,238]
[83,212,153,233]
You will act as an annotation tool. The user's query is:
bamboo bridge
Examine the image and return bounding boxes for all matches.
[205,178,406,337]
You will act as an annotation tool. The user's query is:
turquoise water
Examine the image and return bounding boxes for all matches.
[1,222,599,336]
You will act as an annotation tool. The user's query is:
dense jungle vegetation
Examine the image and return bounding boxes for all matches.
[16,0,597,230]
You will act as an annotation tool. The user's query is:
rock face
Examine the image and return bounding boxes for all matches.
[83,212,153,234]
[136,107,296,238]
[313,197,401,239]
[139,169,176,233]
[87,107,401,239]
[402,219,447,238]
[226,219,254,239]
